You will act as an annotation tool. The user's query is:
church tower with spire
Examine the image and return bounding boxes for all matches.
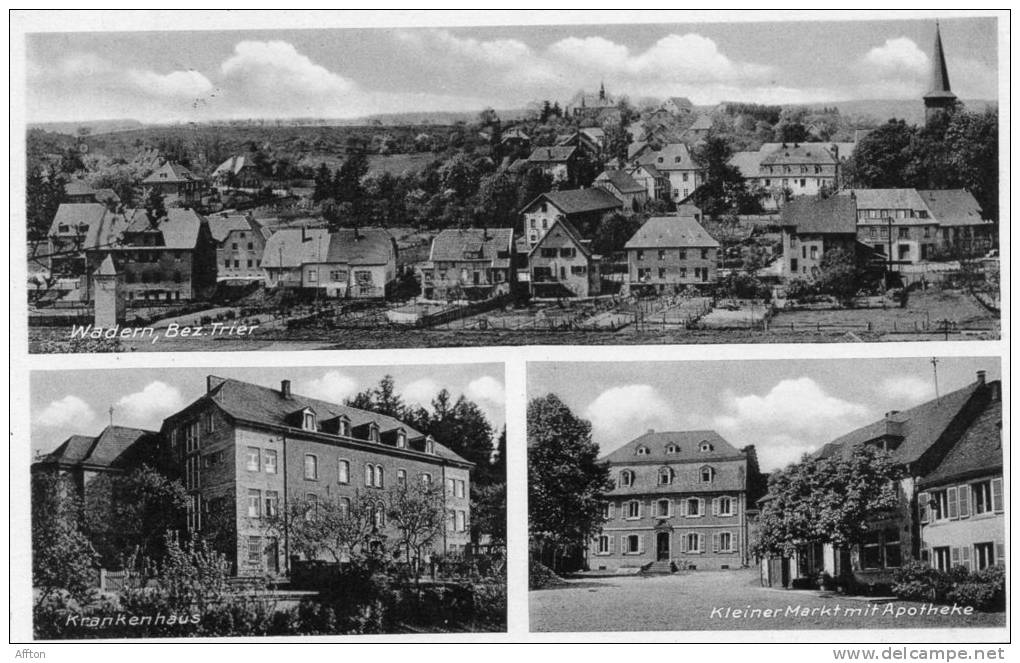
[923,21,958,124]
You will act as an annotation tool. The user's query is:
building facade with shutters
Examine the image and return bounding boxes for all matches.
[160,375,472,577]
[589,430,759,572]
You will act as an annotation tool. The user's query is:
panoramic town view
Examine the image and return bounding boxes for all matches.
[30,365,507,637]
[528,357,1004,631]
[24,18,999,353]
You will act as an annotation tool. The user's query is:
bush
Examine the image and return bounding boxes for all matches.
[892,562,1005,611]
[528,558,561,589]
[948,565,1005,611]
[784,277,815,301]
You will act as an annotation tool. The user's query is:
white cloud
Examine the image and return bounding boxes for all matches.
[879,376,934,405]
[127,68,213,98]
[402,378,441,408]
[465,376,505,405]
[864,37,929,76]
[299,371,359,404]
[35,395,95,429]
[115,381,183,426]
[713,377,871,471]
[585,385,675,452]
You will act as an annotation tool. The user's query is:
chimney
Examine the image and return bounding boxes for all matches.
[976,370,986,386]
[281,379,292,399]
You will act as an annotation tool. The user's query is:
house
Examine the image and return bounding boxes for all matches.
[499,127,531,156]
[661,97,695,116]
[528,217,600,299]
[32,425,161,496]
[636,143,706,203]
[565,83,618,121]
[917,189,995,255]
[47,202,109,276]
[141,161,205,204]
[261,227,397,298]
[681,114,714,141]
[769,371,1002,588]
[420,228,515,300]
[594,170,648,211]
[207,212,271,282]
[64,181,120,206]
[625,215,720,293]
[918,385,1003,572]
[626,163,670,202]
[81,207,218,302]
[157,376,473,575]
[779,195,862,279]
[519,188,622,249]
[851,189,941,266]
[211,155,263,190]
[730,143,845,210]
[591,430,760,572]
[526,146,578,183]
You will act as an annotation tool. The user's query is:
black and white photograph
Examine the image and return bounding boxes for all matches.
[28,364,507,638]
[20,14,1000,353]
[528,357,1004,633]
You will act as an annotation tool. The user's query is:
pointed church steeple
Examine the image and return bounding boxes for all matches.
[599,80,606,102]
[924,21,958,124]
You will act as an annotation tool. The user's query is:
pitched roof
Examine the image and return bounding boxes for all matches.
[524,187,622,216]
[602,431,746,494]
[925,23,956,99]
[65,181,96,197]
[211,155,254,177]
[49,202,108,236]
[629,163,664,179]
[851,188,928,211]
[813,380,982,467]
[627,141,651,160]
[921,398,1001,487]
[194,378,469,465]
[528,146,577,163]
[428,228,514,266]
[37,426,157,470]
[142,161,202,184]
[638,142,699,171]
[625,215,720,249]
[83,207,206,250]
[207,213,260,243]
[261,228,395,268]
[501,127,530,142]
[664,96,694,110]
[918,189,987,226]
[326,229,396,265]
[529,216,591,258]
[729,151,763,177]
[780,195,858,235]
[96,254,117,276]
[760,143,838,166]
[596,169,645,194]
[688,114,714,131]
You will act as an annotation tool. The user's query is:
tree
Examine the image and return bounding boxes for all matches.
[345,375,407,420]
[264,492,378,564]
[386,480,446,576]
[27,166,65,242]
[121,532,231,612]
[752,444,903,564]
[142,186,167,225]
[591,211,643,257]
[815,248,858,303]
[843,119,917,189]
[31,472,99,606]
[528,394,612,573]
[691,134,755,218]
[474,172,520,230]
[312,162,335,203]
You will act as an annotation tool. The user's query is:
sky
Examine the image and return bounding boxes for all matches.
[528,356,1001,472]
[23,15,999,124]
[30,364,505,456]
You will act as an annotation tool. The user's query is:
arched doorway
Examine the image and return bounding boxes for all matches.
[656,531,671,561]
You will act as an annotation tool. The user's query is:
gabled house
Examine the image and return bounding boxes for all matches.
[527,146,578,183]
[661,97,695,116]
[591,430,760,572]
[64,181,120,206]
[528,217,600,299]
[626,163,670,202]
[730,143,845,210]
[565,83,619,122]
[141,161,205,204]
[637,143,706,202]
[519,188,622,249]
[681,114,714,142]
[207,212,271,282]
[48,202,109,276]
[211,155,263,190]
[779,195,865,280]
[420,228,515,300]
[917,189,995,255]
[625,215,720,293]
[261,227,397,298]
[32,425,161,494]
[594,169,648,211]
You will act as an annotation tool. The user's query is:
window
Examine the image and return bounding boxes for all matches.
[636,445,649,456]
[307,269,317,283]
[559,248,576,258]
[246,447,261,472]
[656,499,671,518]
[658,268,666,279]
[373,465,384,489]
[928,490,949,521]
[263,449,277,474]
[972,481,992,514]
[456,479,465,498]
[620,470,634,487]
[718,532,733,552]
[305,494,319,520]
[365,464,373,487]
[678,249,687,260]
[374,504,386,529]
[666,444,680,454]
[898,227,909,239]
[700,466,715,483]
[701,248,709,260]
[884,528,901,568]
[932,546,951,571]
[397,469,407,486]
[265,491,279,518]
[862,531,882,569]
[685,533,701,553]
[247,489,262,518]
[699,442,713,452]
[420,473,432,486]
[338,459,350,484]
[626,535,640,554]
[597,535,610,554]
[658,468,673,485]
[247,536,262,565]
[686,498,701,517]
[627,501,640,519]
[658,249,667,260]
[974,542,996,570]
[455,511,466,532]
[601,502,612,520]
[339,497,351,519]
[303,411,316,431]
[396,431,406,448]
[303,454,318,480]
[636,250,644,260]
[540,248,558,258]
[717,496,733,516]
[369,424,380,443]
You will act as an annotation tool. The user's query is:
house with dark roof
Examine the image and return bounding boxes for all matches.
[730,143,845,210]
[207,212,272,282]
[626,163,670,202]
[917,189,995,255]
[160,375,472,575]
[47,202,109,276]
[527,145,579,183]
[527,217,601,299]
[681,114,714,142]
[141,161,205,204]
[261,227,397,298]
[636,143,706,202]
[625,215,720,293]
[591,430,762,573]
[661,97,695,116]
[766,371,1002,588]
[211,155,262,190]
[519,188,622,249]
[779,195,866,280]
[33,425,161,491]
[64,180,120,206]
[565,83,619,122]
[419,228,515,301]
[594,169,648,211]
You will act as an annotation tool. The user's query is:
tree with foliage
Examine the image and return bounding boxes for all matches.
[843,119,917,189]
[591,211,643,257]
[142,186,167,225]
[346,375,407,420]
[121,532,231,612]
[474,172,520,230]
[31,472,99,606]
[264,492,378,564]
[815,248,859,303]
[312,162,335,203]
[528,394,612,573]
[751,444,903,564]
[27,166,66,241]
[691,134,757,218]
[386,480,447,576]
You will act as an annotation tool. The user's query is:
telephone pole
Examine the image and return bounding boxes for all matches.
[930,357,941,405]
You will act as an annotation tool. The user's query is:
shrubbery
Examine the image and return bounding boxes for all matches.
[891,561,1005,611]
[529,558,561,590]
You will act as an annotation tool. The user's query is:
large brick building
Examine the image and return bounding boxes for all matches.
[625,215,720,293]
[160,376,472,576]
[591,430,760,572]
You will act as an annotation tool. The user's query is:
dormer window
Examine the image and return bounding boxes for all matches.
[700,466,715,483]
[636,445,650,456]
[699,441,714,452]
[425,436,436,455]
[620,470,635,487]
[302,410,316,431]
[369,423,380,443]
[666,443,680,454]
[396,430,407,448]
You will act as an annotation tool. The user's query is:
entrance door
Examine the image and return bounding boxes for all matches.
[656,532,670,561]
[265,537,279,574]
